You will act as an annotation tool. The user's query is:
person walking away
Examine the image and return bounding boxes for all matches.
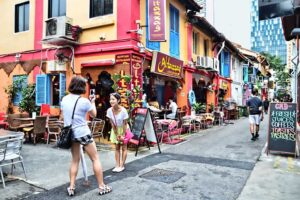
[263,98,269,114]
[106,93,129,172]
[246,88,264,141]
[166,97,178,119]
[60,76,112,196]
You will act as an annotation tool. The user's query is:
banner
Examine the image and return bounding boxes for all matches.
[148,0,166,41]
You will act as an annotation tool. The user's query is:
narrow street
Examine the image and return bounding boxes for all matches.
[7,116,267,200]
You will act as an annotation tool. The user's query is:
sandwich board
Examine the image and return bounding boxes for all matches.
[130,108,161,156]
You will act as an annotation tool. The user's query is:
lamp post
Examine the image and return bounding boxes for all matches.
[290,27,300,103]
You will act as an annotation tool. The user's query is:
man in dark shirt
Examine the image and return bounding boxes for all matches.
[246,88,264,141]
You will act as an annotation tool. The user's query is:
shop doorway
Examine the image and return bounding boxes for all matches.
[143,70,177,107]
[193,78,207,104]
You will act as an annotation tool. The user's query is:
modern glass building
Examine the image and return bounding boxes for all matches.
[251,0,287,64]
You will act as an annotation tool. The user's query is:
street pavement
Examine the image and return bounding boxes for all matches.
[1,115,300,200]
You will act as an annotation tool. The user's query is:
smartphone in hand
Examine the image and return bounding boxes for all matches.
[89,89,96,101]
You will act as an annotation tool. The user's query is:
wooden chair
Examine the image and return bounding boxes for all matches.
[23,116,47,144]
[91,118,105,143]
[47,122,61,145]
[181,117,194,134]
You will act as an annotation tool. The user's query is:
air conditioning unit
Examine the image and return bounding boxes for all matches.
[205,57,214,69]
[213,58,220,72]
[44,16,73,40]
[46,60,67,72]
[196,56,206,68]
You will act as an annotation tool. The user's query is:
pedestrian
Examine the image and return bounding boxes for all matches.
[263,97,269,114]
[106,92,129,172]
[60,76,112,196]
[246,88,264,141]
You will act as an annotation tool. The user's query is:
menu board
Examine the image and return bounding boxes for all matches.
[268,102,297,155]
[131,112,147,138]
[131,108,161,156]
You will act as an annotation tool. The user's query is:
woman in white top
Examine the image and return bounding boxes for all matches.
[106,93,129,173]
[61,76,111,196]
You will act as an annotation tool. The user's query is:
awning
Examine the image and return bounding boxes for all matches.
[0,59,43,76]
[81,59,115,68]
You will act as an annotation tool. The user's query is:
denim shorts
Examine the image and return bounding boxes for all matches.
[73,134,94,146]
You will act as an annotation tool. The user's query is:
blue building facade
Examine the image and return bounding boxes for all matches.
[251,0,287,64]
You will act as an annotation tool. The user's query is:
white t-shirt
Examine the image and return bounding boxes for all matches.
[106,107,129,128]
[169,101,178,114]
[61,94,93,138]
[167,101,178,119]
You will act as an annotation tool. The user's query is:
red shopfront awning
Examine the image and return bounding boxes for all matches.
[81,59,115,68]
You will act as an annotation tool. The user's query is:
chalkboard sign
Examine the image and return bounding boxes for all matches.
[131,108,161,156]
[131,109,148,138]
[267,102,297,155]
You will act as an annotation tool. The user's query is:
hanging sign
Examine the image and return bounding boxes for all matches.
[150,51,183,79]
[131,108,161,156]
[148,0,166,41]
[267,102,298,155]
[131,54,143,99]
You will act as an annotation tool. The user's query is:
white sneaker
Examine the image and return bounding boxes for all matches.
[112,167,120,172]
[117,166,125,172]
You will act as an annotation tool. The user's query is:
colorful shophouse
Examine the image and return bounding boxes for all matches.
[0,0,202,116]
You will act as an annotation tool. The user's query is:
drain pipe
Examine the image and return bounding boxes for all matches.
[216,41,225,58]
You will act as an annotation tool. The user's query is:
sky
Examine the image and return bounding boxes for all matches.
[213,0,251,49]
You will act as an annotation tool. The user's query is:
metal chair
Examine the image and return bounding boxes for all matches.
[0,136,27,188]
[91,119,105,143]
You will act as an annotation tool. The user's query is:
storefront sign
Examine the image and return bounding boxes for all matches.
[220,80,228,90]
[150,51,183,79]
[115,54,131,65]
[131,54,143,99]
[114,54,144,107]
[148,0,166,41]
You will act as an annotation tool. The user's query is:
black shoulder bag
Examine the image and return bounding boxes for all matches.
[57,97,80,149]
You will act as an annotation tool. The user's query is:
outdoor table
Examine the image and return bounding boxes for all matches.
[155,119,177,143]
[0,129,24,140]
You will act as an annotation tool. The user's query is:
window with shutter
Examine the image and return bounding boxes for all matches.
[36,73,66,106]
[169,5,179,58]
[13,75,28,105]
[221,51,230,78]
[36,75,48,106]
[59,73,66,104]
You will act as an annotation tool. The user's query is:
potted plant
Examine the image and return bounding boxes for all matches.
[192,103,206,114]
[18,84,40,116]
[208,103,215,113]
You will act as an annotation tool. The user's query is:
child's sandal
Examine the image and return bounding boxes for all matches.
[67,187,75,196]
[99,185,112,195]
